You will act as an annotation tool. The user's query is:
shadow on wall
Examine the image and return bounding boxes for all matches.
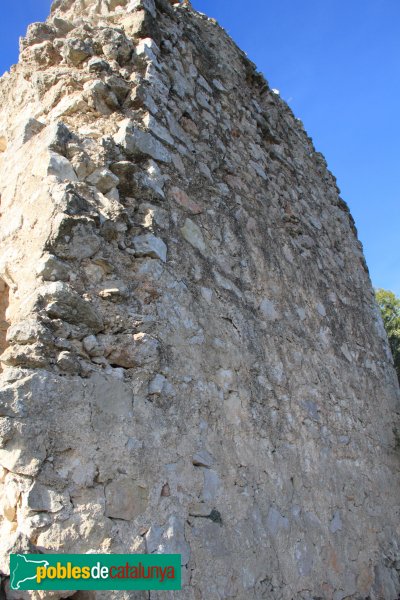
[0,279,9,373]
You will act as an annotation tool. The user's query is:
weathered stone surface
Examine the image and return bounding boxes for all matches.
[148,373,166,395]
[129,0,156,19]
[259,297,280,321]
[143,113,174,145]
[14,118,45,146]
[114,120,171,162]
[40,283,104,332]
[85,80,120,115]
[0,0,399,598]
[87,56,111,73]
[86,168,120,193]
[192,450,213,468]
[138,159,166,198]
[52,16,74,35]
[106,333,160,368]
[20,22,56,50]
[56,350,80,373]
[132,233,167,261]
[25,482,68,513]
[36,255,70,282]
[169,186,203,214]
[6,320,48,346]
[62,38,93,66]
[33,151,77,181]
[105,477,148,521]
[180,218,206,253]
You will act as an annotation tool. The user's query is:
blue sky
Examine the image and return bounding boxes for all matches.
[1,0,399,295]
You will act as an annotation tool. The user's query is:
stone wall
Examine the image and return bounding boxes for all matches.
[0,281,9,373]
[0,0,399,598]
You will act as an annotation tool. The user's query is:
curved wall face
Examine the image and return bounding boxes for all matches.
[0,1,399,598]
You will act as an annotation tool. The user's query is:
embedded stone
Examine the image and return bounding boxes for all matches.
[181,218,206,252]
[40,283,104,332]
[50,95,88,119]
[132,233,167,262]
[169,186,203,214]
[136,37,160,60]
[52,16,74,34]
[138,159,166,198]
[20,22,55,49]
[149,373,166,395]
[56,351,80,373]
[49,153,77,180]
[201,469,220,503]
[82,335,98,354]
[86,168,120,193]
[259,298,279,321]
[114,120,171,163]
[105,477,148,521]
[88,56,112,73]
[40,152,77,181]
[192,450,213,468]
[143,113,174,146]
[158,515,190,566]
[330,510,343,534]
[98,27,133,64]
[63,38,93,65]
[14,118,45,146]
[25,483,66,513]
[213,79,226,92]
[6,320,48,346]
[106,333,160,368]
[85,79,120,114]
[266,507,289,535]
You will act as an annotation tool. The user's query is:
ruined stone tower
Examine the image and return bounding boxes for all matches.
[0,0,399,598]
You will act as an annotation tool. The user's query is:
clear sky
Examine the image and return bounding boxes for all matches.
[1,0,399,295]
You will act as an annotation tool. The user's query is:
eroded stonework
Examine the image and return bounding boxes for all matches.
[0,0,399,598]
